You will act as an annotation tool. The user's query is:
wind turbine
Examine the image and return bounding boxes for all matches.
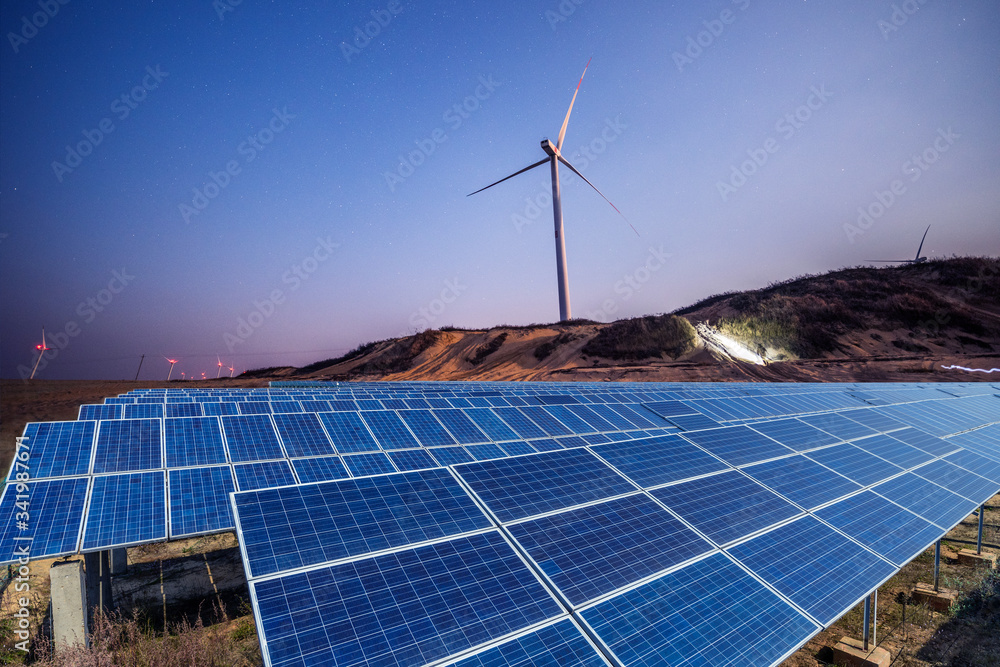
[216,355,224,379]
[228,363,236,378]
[468,59,635,322]
[165,357,178,381]
[867,225,932,264]
[29,327,52,380]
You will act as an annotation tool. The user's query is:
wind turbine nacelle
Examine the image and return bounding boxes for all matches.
[541,139,558,156]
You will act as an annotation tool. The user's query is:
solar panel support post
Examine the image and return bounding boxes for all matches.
[977,504,984,555]
[933,540,941,592]
[862,594,871,651]
[84,551,113,621]
[872,589,878,647]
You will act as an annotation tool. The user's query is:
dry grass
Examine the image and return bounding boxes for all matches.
[581,314,696,360]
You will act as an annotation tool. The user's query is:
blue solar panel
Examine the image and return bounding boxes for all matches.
[682,425,793,467]
[652,470,801,546]
[0,478,89,563]
[343,452,397,477]
[543,405,596,434]
[591,435,728,488]
[432,409,490,444]
[428,446,473,467]
[221,415,284,462]
[233,460,297,491]
[742,454,861,510]
[838,409,907,433]
[804,444,903,487]
[799,413,877,441]
[945,449,1000,484]
[165,402,203,418]
[642,400,696,418]
[360,411,420,449]
[464,408,520,442]
[272,412,335,457]
[291,456,350,484]
[168,466,235,538]
[583,403,640,430]
[508,494,712,606]
[251,532,562,667]
[397,409,457,447]
[492,407,548,439]
[79,404,123,420]
[565,405,619,432]
[497,441,537,457]
[164,417,226,468]
[872,472,979,530]
[912,459,999,504]
[580,552,818,666]
[270,400,303,413]
[93,419,162,473]
[817,491,944,566]
[519,406,573,436]
[607,404,666,429]
[237,401,272,414]
[385,449,438,471]
[888,428,960,457]
[748,419,840,452]
[234,468,491,578]
[14,421,95,479]
[316,411,380,454]
[454,449,635,523]
[124,403,164,419]
[466,443,508,461]
[849,434,934,470]
[451,618,609,667]
[728,515,896,626]
[82,471,166,550]
[667,413,722,431]
[202,402,239,416]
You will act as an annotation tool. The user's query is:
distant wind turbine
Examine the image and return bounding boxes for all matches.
[867,225,931,264]
[165,357,178,381]
[468,59,635,322]
[216,355,224,379]
[29,327,52,380]
[228,363,236,378]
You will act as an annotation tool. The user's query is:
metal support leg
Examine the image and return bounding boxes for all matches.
[872,589,878,647]
[933,540,941,592]
[977,504,985,555]
[862,593,871,651]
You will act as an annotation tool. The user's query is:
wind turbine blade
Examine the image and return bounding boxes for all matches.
[914,224,930,260]
[557,58,591,151]
[865,260,906,263]
[467,158,550,196]
[557,155,639,236]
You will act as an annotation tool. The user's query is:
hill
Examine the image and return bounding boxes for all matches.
[252,257,1000,383]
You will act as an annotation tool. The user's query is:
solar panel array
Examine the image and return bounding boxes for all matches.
[3,381,1000,667]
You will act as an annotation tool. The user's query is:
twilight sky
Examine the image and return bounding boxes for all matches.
[2,0,998,380]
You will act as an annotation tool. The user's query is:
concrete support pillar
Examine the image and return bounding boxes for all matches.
[50,561,88,652]
[84,551,113,619]
[110,547,128,575]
